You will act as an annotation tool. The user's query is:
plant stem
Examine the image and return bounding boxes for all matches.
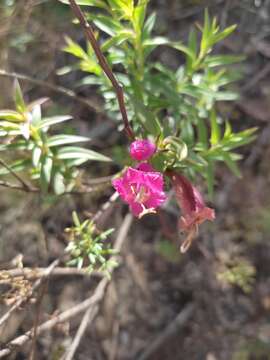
[68,0,135,140]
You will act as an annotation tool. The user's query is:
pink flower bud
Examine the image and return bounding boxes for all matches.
[129,139,156,161]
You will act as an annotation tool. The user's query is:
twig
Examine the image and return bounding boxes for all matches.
[0,179,39,192]
[241,63,270,93]
[29,282,47,360]
[0,158,35,192]
[61,303,99,360]
[0,259,59,328]
[0,69,102,113]
[0,178,110,195]
[68,0,134,140]
[62,213,133,360]
[137,303,194,360]
[91,191,119,223]
[0,214,133,359]
[0,266,103,280]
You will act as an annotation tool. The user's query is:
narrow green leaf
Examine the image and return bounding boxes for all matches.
[0,110,24,122]
[59,0,109,9]
[142,12,156,38]
[53,171,66,195]
[200,9,211,55]
[197,118,208,148]
[47,135,90,147]
[57,146,111,162]
[14,79,26,113]
[41,156,53,189]
[38,116,72,129]
[72,211,81,227]
[222,152,242,178]
[172,42,196,62]
[63,37,88,59]
[27,97,49,111]
[133,0,148,32]
[101,30,134,52]
[93,15,123,36]
[212,24,237,44]
[65,158,91,167]
[31,104,42,125]
[204,55,245,67]
[20,123,30,140]
[224,121,232,138]
[32,146,42,167]
[210,109,220,145]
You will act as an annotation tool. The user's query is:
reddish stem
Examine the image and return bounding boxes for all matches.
[68,0,135,140]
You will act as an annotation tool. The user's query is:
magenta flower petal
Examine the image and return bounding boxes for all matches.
[136,162,155,172]
[167,171,215,252]
[112,166,166,218]
[130,139,156,161]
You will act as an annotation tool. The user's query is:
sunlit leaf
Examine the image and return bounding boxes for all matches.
[0,110,24,122]
[47,135,90,147]
[40,155,53,191]
[59,0,108,10]
[14,79,26,113]
[57,146,111,162]
[53,171,66,194]
[38,115,72,129]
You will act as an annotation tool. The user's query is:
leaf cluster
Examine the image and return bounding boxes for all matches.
[0,80,111,194]
[65,211,117,276]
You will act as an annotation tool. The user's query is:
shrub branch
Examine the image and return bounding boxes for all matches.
[68,0,135,140]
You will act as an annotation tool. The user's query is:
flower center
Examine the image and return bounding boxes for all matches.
[131,185,150,204]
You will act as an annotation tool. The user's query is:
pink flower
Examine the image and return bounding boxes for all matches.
[129,139,156,161]
[167,172,215,253]
[112,166,166,218]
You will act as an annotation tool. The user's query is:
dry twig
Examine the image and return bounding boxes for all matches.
[138,303,194,360]
[0,158,36,192]
[0,69,102,113]
[0,259,59,329]
[0,267,103,280]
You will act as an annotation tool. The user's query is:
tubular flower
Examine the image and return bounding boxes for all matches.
[112,166,166,218]
[168,172,215,253]
[129,139,156,161]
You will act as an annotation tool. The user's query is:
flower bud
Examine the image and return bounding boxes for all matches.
[129,139,156,161]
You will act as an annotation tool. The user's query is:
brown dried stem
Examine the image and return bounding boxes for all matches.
[0,259,59,329]
[0,267,103,280]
